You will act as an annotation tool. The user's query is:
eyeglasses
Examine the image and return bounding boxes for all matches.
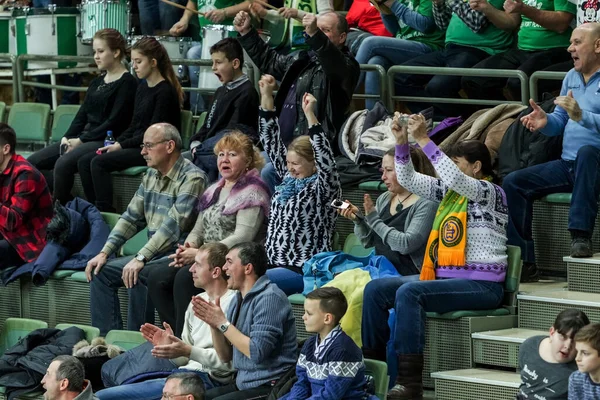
[161,394,191,399]
[140,139,170,150]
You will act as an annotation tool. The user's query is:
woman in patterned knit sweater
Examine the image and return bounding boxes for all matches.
[361,113,509,400]
[258,74,341,296]
[146,132,271,336]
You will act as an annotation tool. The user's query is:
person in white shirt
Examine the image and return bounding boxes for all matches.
[95,242,237,399]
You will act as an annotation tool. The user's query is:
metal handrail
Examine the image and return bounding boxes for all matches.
[356,64,389,109]
[0,53,19,103]
[529,71,567,102]
[387,66,530,110]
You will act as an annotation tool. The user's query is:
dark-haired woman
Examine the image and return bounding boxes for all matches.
[361,113,509,400]
[78,36,183,212]
[28,28,138,205]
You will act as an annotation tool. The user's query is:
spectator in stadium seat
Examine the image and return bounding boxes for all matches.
[0,123,53,273]
[161,372,207,400]
[517,309,590,400]
[361,113,508,399]
[503,23,600,283]
[345,0,392,57]
[258,76,341,296]
[148,132,270,337]
[461,0,575,101]
[78,36,182,213]
[42,355,98,400]
[234,10,359,193]
[569,322,600,400]
[393,0,515,117]
[354,0,445,109]
[28,29,137,205]
[193,242,297,400]
[85,123,206,336]
[338,146,438,276]
[95,243,236,399]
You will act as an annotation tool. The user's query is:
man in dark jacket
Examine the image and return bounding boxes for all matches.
[234,10,360,190]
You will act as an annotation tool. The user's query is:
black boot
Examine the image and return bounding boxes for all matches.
[387,354,424,400]
[362,347,387,362]
[570,230,593,258]
[520,262,540,283]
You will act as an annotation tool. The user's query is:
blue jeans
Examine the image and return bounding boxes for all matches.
[187,44,208,114]
[96,371,218,399]
[361,276,504,355]
[90,255,171,335]
[266,267,304,296]
[260,150,283,194]
[138,0,186,34]
[395,44,489,117]
[355,37,432,110]
[503,145,600,263]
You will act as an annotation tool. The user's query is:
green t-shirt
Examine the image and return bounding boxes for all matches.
[517,0,575,50]
[396,0,445,50]
[191,0,241,29]
[445,0,514,55]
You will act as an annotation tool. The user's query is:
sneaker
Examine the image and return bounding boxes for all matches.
[570,237,593,258]
[520,262,540,283]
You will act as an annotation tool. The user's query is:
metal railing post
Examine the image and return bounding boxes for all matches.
[356,64,388,109]
[529,71,567,102]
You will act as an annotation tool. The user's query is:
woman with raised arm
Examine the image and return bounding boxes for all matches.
[259,74,341,296]
[361,113,509,400]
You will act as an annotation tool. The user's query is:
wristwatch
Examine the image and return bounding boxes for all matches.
[219,321,231,334]
[134,253,146,264]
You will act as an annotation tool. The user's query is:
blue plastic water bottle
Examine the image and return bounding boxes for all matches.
[104,131,115,147]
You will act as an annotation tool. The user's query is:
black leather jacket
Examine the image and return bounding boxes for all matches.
[238,28,360,143]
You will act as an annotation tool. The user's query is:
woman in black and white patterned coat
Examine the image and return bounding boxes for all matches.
[258,74,341,296]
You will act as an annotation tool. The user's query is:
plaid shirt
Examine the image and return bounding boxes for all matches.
[433,0,488,33]
[102,156,206,260]
[0,154,53,262]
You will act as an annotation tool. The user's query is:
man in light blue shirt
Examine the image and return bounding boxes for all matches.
[503,22,600,283]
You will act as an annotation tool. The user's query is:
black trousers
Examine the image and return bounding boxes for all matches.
[461,47,572,101]
[77,148,146,212]
[146,264,202,337]
[0,239,24,270]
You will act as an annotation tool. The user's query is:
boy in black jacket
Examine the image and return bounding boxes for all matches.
[190,38,259,175]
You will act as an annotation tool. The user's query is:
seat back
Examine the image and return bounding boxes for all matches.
[0,318,48,356]
[100,212,121,230]
[503,245,522,310]
[343,233,373,257]
[105,330,145,350]
[121,228,149,256]
[55,323,100,343]
[364,359,389,400]
[0,101,5,122]
[51,105,80,143]
[7,102,51,143]
[180,110,194,149]
[196,111,207,128]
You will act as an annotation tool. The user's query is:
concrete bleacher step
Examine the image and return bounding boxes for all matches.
[563,254,600,294]
[472,328,546,369]
[519,280,567,294]
[432,368,520,400]
[518,290,600,331]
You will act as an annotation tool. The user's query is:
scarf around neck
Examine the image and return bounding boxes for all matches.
[275,174,318,205]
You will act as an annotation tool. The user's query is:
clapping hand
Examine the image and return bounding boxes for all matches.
[141,322,174,346]
[554,90,582,122]
[520,99,548,132]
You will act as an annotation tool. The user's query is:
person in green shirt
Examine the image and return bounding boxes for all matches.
[354,0,445,109]
[462,0,576,101]
[169,0,250,112]
[394,0,516,117]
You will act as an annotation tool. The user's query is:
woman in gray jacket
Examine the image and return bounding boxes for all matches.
[339,146,437,276]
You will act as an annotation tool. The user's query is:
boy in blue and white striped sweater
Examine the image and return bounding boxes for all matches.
[569,323,600,400]
[281,287,376,400]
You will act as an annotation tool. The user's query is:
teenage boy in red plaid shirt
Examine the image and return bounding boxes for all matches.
[0,123,53,271]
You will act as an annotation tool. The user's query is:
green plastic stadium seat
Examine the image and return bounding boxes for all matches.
[358,181,387,192]
[343,234,374,257]
[0,101,5,122]
[115,166,148,176]
[7,102,51,143]
[105,330,145,350]
[121,228,149,257]
[50,105,80,143]
[364,359,389,400]
[0,318,48,356]
[181,110,194,149]
[541,193,572,204]
[101,212,121,230]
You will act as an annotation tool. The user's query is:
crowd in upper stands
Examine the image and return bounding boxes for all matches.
[2,0,600,397]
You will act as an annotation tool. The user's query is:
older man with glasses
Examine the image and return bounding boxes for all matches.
[85,123,207,336]
[162,372,206,400]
